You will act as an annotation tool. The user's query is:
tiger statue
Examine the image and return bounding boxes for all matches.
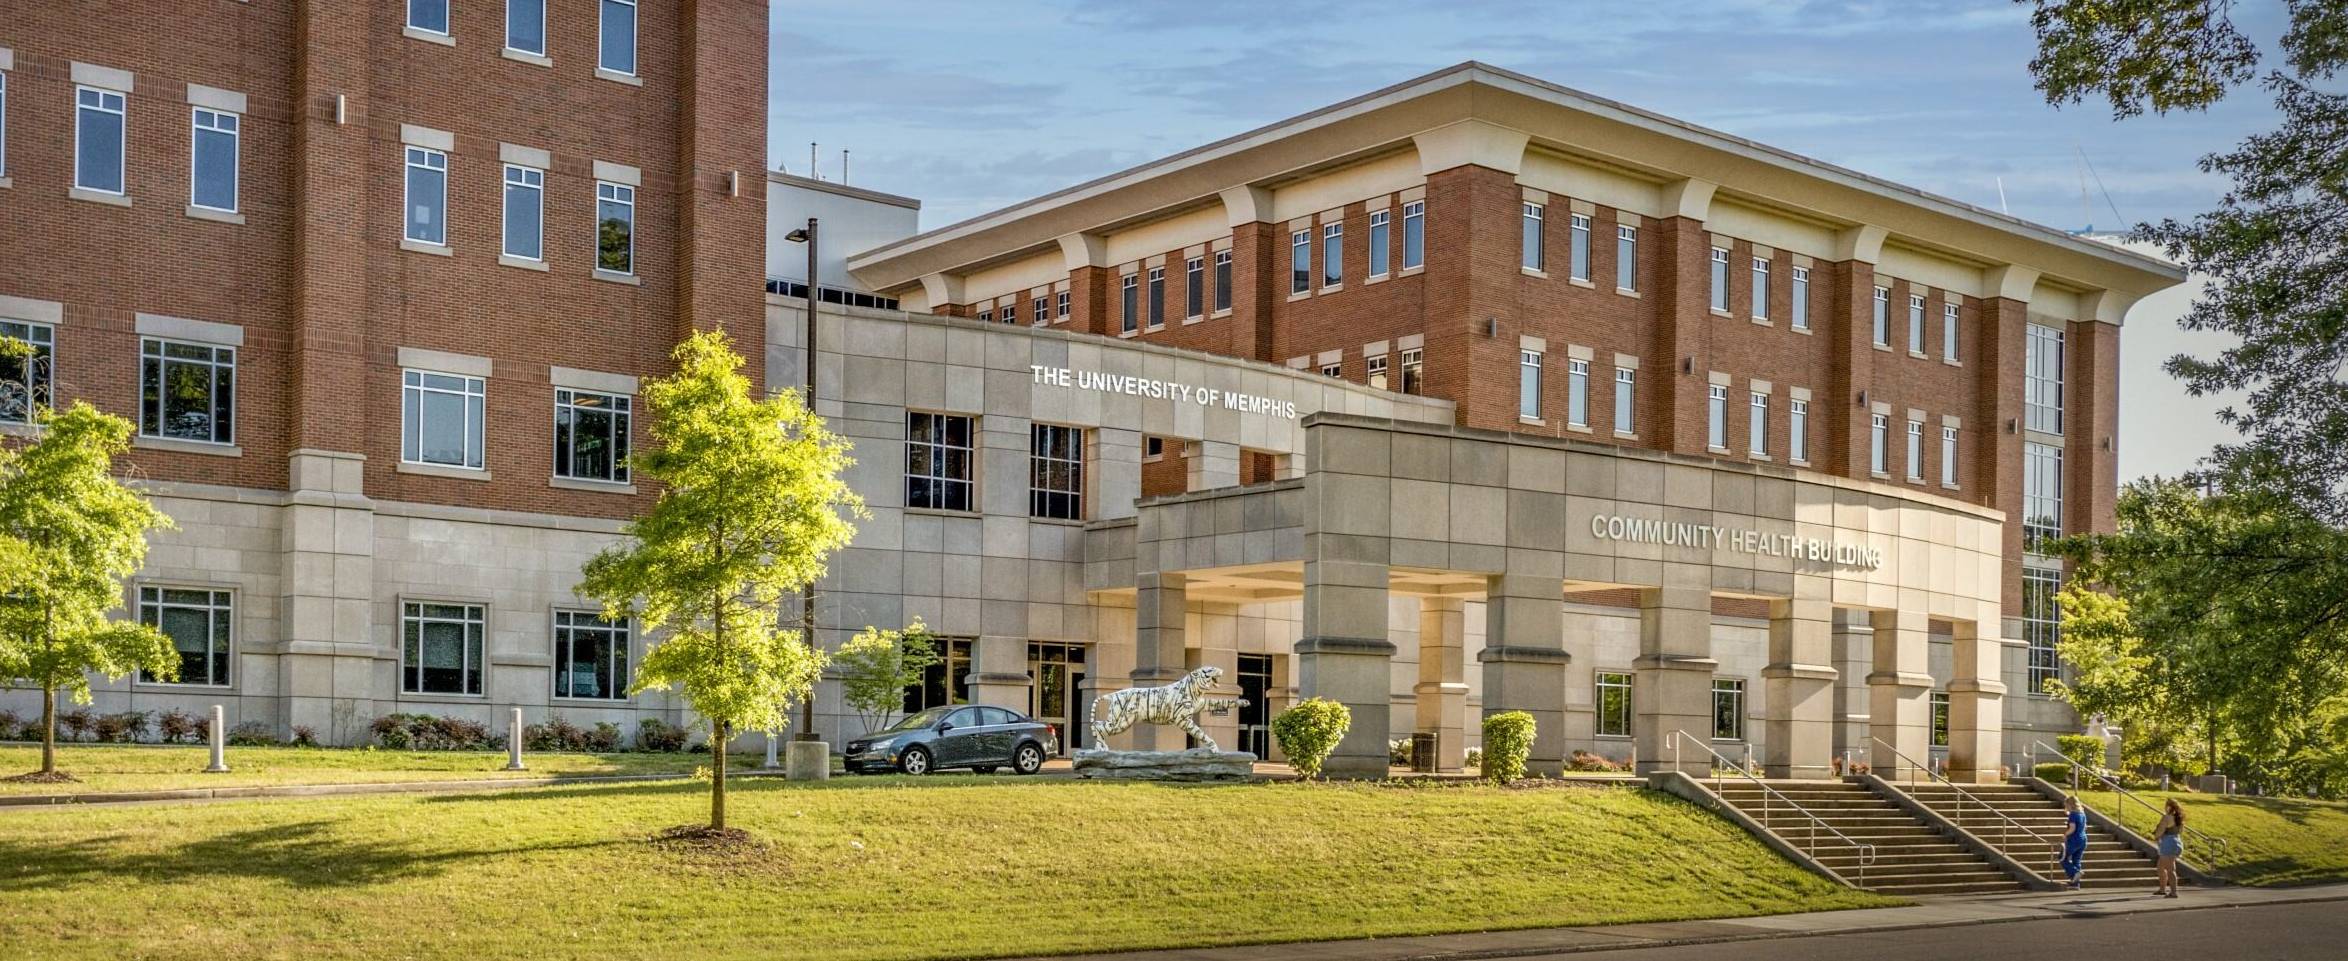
[1089,665,1249,753]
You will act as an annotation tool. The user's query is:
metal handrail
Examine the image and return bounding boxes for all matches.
[2029,740,2232,871]
[1667,730,1877,887]
[1869,736,2058,877]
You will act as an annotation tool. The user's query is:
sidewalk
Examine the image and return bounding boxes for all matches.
[1019,882,2348,961]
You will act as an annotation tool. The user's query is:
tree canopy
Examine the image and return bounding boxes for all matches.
[833,620,939,738]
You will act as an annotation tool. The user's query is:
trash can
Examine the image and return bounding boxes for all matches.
[1411,732,1440,774]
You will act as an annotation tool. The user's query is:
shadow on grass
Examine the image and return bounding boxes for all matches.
[413,770,1280,806]
[0,820,625,890]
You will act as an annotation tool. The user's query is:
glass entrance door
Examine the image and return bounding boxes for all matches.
[1237,654,1272,759]
[1028,642,1086,754]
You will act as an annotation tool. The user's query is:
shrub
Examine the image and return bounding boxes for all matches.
[1389,737,1415,767]
[2033,761,2076,784]
[157,709,199,744]
[1481,711,1537,782]
[636,717,689,753]
[0,709,21,741]
[1567,749,1624,773]
[1831,755,1873,777]
[2058,734,2107,770]
[367,713,496,751]
[58,708,94,742]
[225,720,278,747]
[1464,748,1483,770]
[523,715,620,753]
[586,721,622,753]
[94,711,151,743]
[1271,698,1350,779]
[289,725,319,747]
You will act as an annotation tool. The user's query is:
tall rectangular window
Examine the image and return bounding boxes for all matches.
[1399,348,1423,395]
[553,610,629,700]
[1401,201,1425,269]
[1616,224,1638,291]
[1567,358,1589,427]
[1518,350,1542,419]
[1870,413,1889,474]
[1321,221,1343,288]
[1146,266,1166,328]
[1569,213,1591,281]
[1706,384,1728,449]
[75,86,127,194]
[1712,678,1746,741]
[1366,355,1388,389]
[1185,257,1203,318]
[1032,296,1048,327]
[1708,247,1729,311]
[2024,565,2063,694]
[1120,273,1138,333]
[190,108,240,213]
[139,587,231,686]
[1748,391,1769,456]
[1790,266,1809,331]
[402,602,483,696]
[1872,286,1890,346]
[1751,256,1771,320]
[1368,210,1390,277]
[906,412,974,512]
[1789,398,1808,463]
[1290,230,1310,294]
[1029,423,1084,520]
[596,182,634,274]
[1614,367,1635,434]
[1943,303,1961,361]
[2024,442,2064,550]
[1213,250,1232,311]
[1941,425,1959,487]
[502,164,544,260]
[2026,323,2065,433]
[403,369,486,469]
[1001,302,1016,325]
[1595,671,1632,738]
[0,321,55,424]
[408,0,450,35]
[507,0,548,56]
[404,146,449,245]
[1056,290,1070,320]
[1,71,10,179]
[141,339,235,445]
[554,388,631,483]
[1521,203,1545,271]
[1908,294,1927,352]
[1931,691,1951,747]
[600,0,638,75]
[1906,420,1925,480]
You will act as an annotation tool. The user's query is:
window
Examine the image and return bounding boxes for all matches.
[1030,423,1084,520]
[502,164,544,260]
[1321,222,1343,288]
[1709,247,1729,311]
[906,412,974,512]
[1615,224,1638,291]
[1941,425,1959,487]
[1870,413,1889,474]
[2024,565,2063,694]
[1367,355,1388,390]
[553,610,629,700]
[906,638,976,711]
[1401,201,1425,270]
[1519,350,1542,419]
[1143,435,1164,461]
[1032,296,1048,326]
[1908,294,1926,352]
[408,0,449,34]
[1712,677,1746,741]
[507,0,547,56]
[1056,290,1070,320]
[75,86,127,194]
[190,108,240,213]
[1872,286,1890,346]
[1368,210,1390,277]
[1120,274,1138,333]
[403,369,486,469]
[139,588,230,686]
[554,388,630,483]
[0,321,53,424]
[1000,302,1015,325]
[1185,257,1203,318]
[1751,256,1770,320]
[402,602,484,696]
[1790,266,1809,331]
[1614,367,1636,434]
[1749,391,1768,456]
[977,309,993,324]
[1521,203,1545,271]
[1320,361,1342,379]
[140,339,235,444]
[599,0,637,75]
[404,146,449,245]
[1789,398,1808,463]
[1906,420,1925,480]
[1567,358,1589,427]
[0,71,9,179]
[1399,348,1424,395]
[1147,267,1165,328]
[596,182,634,274]
[1213,251,1232,311]
[1569,213,1591,281]
[1595,671,1632,738]
[1290,230,1310,294]
[2024,442,2064,550]
[1943,303,1961,361]
[2026,323,2065,433]
[1706,384,1727,449]
[1931,691,1951,748]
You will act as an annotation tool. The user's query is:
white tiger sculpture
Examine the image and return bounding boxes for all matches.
[1090,665,1249,753]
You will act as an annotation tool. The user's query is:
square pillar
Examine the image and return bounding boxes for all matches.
[967,635,1033,715]
[1414,596,1470,773]
[1185,440,1242,493]
[1297,558,1393,778]
[1762,592,1836,780]
[1477,574,1569,776]
[1867,608,1933,779]
[1829,609,1874,766]
[1634,577,1718,776]
[1947,611,2007,783]
[1129,571,1188,751]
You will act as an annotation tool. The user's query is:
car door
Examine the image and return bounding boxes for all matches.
[931,707,986,767]
[978,707,1021,763]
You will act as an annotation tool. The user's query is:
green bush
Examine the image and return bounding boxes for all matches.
[635,717,690,753]
[1271,698,1350,779]
[1389,737,1415,767]
[367,713,495,751]
[1464,748,1484,770]
[2033,761,2076,783]
[1481,711,1537,782]
[2058,734,2107,769]
[225,720,278,747]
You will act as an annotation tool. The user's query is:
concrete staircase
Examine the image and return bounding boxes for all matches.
[1711,780,2027,896]
[1898,781,2163,890]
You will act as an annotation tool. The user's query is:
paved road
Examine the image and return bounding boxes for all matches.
[1553,900,2348,960]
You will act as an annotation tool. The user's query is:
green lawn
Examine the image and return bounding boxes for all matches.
[2069,786,2348,886]
[0,778,1894,961]
[0,745,722,796]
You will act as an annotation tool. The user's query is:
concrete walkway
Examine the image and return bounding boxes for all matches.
[1020,883,2348,961]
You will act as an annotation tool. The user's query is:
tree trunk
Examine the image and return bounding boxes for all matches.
[712,719,728,831]
[39,685,56,775]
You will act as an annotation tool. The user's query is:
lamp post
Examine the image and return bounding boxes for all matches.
[783,218,829,781]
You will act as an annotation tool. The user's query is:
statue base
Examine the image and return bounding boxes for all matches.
[1072,747,1257,782]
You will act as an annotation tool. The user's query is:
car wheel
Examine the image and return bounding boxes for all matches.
[1014,743,1045,775]
[899,746,932,776]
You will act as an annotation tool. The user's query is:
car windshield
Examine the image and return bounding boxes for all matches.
[884,707,955,733]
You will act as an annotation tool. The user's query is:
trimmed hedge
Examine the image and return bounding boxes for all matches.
[1482,711,1537,782]
[1271,698,1350,779]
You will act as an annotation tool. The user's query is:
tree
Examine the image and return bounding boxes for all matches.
[580,330,864,834]
[0,402,178,781]
[833,619,939,738]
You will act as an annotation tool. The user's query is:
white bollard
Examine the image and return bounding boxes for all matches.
[204,705,229,773]
[762,732,781,770]
[505,708,527,771]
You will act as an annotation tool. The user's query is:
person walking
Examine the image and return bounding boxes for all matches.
[2154,798,2186,897]
[2060,794,2089,889]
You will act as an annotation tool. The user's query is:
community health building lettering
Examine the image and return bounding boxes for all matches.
[1588,513,1884,570]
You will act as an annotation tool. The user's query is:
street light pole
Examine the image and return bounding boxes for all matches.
[788,218,821,744]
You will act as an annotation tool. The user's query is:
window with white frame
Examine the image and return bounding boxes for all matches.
[2024,442,2063,550]
[553,610,629,700]
[1931,690,1950,747]
[2024,565,2063,694]
[1519,350,1542,419]
[977,308,993,324]
[1943,302,1961,361]
[0,320,54,424]
[1322,221,1343,288]
[1399,348,1423,395]
[1185,257,1203,318]
[507,0,548,56]
[1709,246,1729,311]
[1000,301,1015,325]
[1749,391,1768,456]
[502,164,543,260]
[1870,413,1889,474]
[1941,425,1959,487]
[1906,419,1925,480]
[409,0,450,35]
[190,108,239,213]
[555,388,630,483]
[1712,677,1746,741]
[1789,398,1808,463]
[403,369,485,468]
[1120,273,1138,333]
[1872,286,1890,345]
[1368,210,1390,277]
[1522,202,1545,271]
[600,0,638,75]
[1213,251,1232,311]
[141,339,235,444]
[1147,266,1165,328]
[2026,323,2065,433]
[402,601,484,695]
[1908,294,1927,352]
[1569,213,1591,281]
[1290,230,1310,294]
[75,86,127,194]
[1056,290,1070,320]
[1320,360,1342,379]
[1030,423,1084,520]
[404,146,449,245]
[0,71,10,179]
[1751,256,1771,320]
[1596,671,1632,738]
[596,182,634,274]
[1567,358,1589,427]
[1791,265,1809,331]
[1402,201,1425,270]
[1706,384,1727,449]
[906,412,974,512]
[1032,295,1048,326]
[1616,224,1638,291]
[139,587,231,686]
[1614,366,1636,434]
[1367,354,1388,390]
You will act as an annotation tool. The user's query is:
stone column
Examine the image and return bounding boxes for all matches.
[1829,610,1874,768]
[967,635,1033,714]
[1479,574,1569,776]
[1635,574,1718,775]
[279,450,376,745]
[1297,558,1393,778]
[1129,571,1188,751]
[1867,608,1934,779]
[1947,609,2008,783]
[1185,440,1242,493]
[1762,593,1836,779]
[1415,596,1470,773]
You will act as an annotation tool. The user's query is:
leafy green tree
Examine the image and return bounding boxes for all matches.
[2043,582,2154,730]
[0,402,178,781]
[833,619,939,738]
[580,331,865,833]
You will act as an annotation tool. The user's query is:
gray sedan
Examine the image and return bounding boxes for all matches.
[843,705,1059,775]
